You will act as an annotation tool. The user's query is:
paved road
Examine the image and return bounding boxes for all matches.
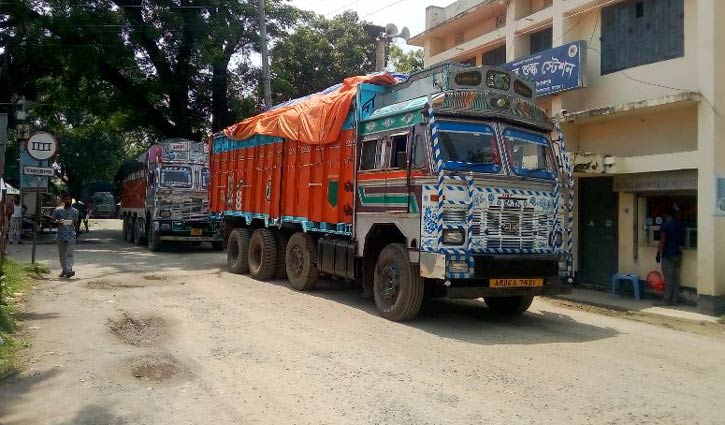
[1,220,723,425]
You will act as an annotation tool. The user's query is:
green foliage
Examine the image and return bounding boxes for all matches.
[270,11,376,103]
[388,45,424,74]
[1,259,39,380]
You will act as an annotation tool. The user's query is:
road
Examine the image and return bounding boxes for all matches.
[1,220,723,425]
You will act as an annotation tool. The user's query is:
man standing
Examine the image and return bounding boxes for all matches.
[52,194,79,278]
[656,206,685,306]
[9,195,26,244]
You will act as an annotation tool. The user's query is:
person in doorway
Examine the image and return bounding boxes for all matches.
[9,195,26,244]
[52,194,79,278]
[656,206,685,306]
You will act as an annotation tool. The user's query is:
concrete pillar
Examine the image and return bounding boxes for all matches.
[696,0,725,314]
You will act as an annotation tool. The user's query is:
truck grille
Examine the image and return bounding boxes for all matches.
[481,205,537,250]
[158,196,209,220]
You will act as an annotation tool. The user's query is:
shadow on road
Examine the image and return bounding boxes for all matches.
[0,368,62,420]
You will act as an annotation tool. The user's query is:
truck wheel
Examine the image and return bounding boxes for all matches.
[275,232,289,279]
[285,232,319,291]
[373,243,424,322]
[484,296,534,316]
[211,241,224,251]
[248,229,278,281]
[227,228,250,274]
[126,218,136,242]
[122,217,129,241]
[148,230,162,252]
[134,218,146,245]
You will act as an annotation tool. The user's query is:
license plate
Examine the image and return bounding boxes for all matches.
[190,228,202,236]
[489,278,544,288]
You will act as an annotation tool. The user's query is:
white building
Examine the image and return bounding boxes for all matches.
[409,0,725,314]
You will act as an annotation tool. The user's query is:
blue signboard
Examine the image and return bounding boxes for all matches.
[19,149,49,191]
[502,40,585,97]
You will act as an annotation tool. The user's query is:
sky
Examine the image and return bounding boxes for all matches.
[288,0,449,48]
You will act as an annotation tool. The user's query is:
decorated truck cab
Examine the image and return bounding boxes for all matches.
[118,139,222,251]
[210,64,573,321]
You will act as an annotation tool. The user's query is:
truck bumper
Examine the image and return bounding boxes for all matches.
[154,219,222,241]
[446,279,573,299]
[159,235,221,242]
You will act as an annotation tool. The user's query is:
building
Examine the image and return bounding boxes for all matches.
[409,0,725,314]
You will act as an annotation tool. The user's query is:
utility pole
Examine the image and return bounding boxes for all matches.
[0,113,6,307]
[259,0,272,110]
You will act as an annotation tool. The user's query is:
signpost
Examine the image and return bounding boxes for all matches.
[502,40,586,97]
[24,132,59,264]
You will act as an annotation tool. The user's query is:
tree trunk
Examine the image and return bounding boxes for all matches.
[211,61,231,133]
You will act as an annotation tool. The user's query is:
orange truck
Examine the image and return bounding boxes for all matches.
[209,64,574,321]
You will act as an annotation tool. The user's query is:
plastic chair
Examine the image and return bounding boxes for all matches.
[611,273,642,301]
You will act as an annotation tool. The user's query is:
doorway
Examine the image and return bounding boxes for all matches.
[578,177,618,287]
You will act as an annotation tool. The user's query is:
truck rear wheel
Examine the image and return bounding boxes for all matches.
[122,217,129,241]
[275,232,289,279]
[134,218,146,245]
[373,243,424,322]
[248,229,278,281]
[227,228,250,274]
[126,218,136,242]
[285,232,319,291]
[484,296,534,316]
[148,230,161,252]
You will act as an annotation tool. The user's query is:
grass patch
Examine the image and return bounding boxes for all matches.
[1,259,44,380]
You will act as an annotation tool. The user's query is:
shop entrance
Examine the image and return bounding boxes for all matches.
[578,177,618,287]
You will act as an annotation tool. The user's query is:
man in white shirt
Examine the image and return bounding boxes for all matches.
[9,195,25,244]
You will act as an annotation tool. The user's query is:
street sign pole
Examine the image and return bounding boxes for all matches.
[24,132,58,265]
[31,186,39,264]
[0,113,7,306]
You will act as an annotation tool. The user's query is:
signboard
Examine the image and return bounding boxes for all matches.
[19,150,49,191]
[23,166,54,177]
[613,170,697,192]
[502,40,586,97]
[26,131,58,161]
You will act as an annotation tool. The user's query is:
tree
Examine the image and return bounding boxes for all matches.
[269,11,376,103]
[0,0,301,138]
[388,45,424,74]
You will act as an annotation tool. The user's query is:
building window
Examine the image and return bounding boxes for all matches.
[645,195,696,250]
[482,45,506,67]
[600,0,684,75]
[529,27,552,54]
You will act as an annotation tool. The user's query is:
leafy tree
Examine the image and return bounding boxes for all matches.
[388,45,424,74]
[270,11,376,103]
[0,0,301,138]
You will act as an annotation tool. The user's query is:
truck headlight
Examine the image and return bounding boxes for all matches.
[448,260,468,273]
[159,209,171,218]
[442,229,464,245]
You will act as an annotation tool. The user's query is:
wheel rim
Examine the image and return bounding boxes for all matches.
[379,263,401,304]
[228,237,239,265]
[289,245,304,278]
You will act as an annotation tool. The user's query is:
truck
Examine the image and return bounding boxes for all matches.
[209,64,574,321]
[91,191,116,218]
[118,139,223,251]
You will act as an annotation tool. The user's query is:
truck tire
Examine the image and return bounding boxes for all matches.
[285,232,319,291]
[148,230,162,252]
[373,243,424,322]
[134,218,147,245]
[227,228,251,274]
[126,218,136,242]
[275,232,289,279]
[122,217,129,241]
[484,296,534,316]
[248,229,278,281]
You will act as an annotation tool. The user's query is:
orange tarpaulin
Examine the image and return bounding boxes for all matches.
[223,73,398,145]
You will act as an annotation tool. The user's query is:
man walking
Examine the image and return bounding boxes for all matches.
[656,206,685,306]
[53,194,79,278]
[9,195,26,244]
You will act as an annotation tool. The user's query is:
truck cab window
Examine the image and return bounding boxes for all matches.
[360,139,378,170]
[390,134,408,169]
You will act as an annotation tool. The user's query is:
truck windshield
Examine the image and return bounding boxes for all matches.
[160,166,193,188]
[502,128,556,180]
[437,121,501,173]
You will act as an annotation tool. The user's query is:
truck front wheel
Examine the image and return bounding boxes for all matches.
[285,232,318,291]
[227,228,250,274]
[373,243,424,322]
[248,229,278,281]
[126,218,135,242]
[484,296,534,316]
[148,230,161,252]
[134,218,146,245]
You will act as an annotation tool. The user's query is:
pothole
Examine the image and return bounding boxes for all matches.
[108,312,165,346]
[142,274,168,281]
[130,353,180,382]
[87,280,145,290]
